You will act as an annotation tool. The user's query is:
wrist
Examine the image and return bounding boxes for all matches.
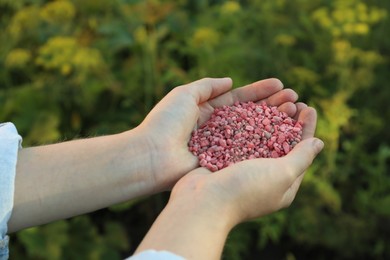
[168,196,236,233]
[137,188,234,259]
[134,124,198,192]
[116,127,160,197]
[169,175,239,231]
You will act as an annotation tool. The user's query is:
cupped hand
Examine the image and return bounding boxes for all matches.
[137,77,299,191]
[169,104,324,227]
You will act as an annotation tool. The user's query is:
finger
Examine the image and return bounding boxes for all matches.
[208,78,284,108]
[183,77,233,104]
[283,137,324,177]
[280,173,305,207]
[292,102,308,120]
[193,166,213,175]
[297,107,317,140]
[277,102,297,117]
[259,88,298,106]
[232,78,284,103]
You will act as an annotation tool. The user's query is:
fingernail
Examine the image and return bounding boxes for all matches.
[313,138,324,153]
[222,77,233,83]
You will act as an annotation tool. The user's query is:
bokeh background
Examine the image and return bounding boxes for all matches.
[1,0,389,259]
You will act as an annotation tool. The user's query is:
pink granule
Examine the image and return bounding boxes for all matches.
[188,101,303,172]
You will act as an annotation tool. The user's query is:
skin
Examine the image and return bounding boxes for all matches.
[8,78,320,259]
[135,80,323,259]
[140,78,300,189]
[135,137,323,260]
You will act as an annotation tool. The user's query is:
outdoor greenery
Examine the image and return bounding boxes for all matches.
[1,0,389,259]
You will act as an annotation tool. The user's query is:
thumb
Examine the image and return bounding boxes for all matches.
[282,138,324,177]
[183,77,233,104]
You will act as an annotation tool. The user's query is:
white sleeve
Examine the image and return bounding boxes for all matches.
[0,122,22,259]
[126,250,185,260]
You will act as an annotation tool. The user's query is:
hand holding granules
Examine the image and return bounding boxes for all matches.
[188,101,303,172]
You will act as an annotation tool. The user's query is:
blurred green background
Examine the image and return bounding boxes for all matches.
[1,0,389,259]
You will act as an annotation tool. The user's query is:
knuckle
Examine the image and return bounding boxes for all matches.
[171,85,189,96]
[200,77,212,82]
[283,165,297,184]
[197,77,214,86]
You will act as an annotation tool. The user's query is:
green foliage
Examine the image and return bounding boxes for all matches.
[12,217,129,260]
[1,0,389,259]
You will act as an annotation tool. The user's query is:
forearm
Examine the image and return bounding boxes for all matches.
[135,192,234,260]
[9,127,156,232]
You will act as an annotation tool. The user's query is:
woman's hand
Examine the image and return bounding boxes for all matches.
[135,102,323,260]
[9,77,300,233]
[170,103,323,225]
[137,77,300,191]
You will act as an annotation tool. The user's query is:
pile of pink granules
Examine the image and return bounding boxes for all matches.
[188,101,303,172]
